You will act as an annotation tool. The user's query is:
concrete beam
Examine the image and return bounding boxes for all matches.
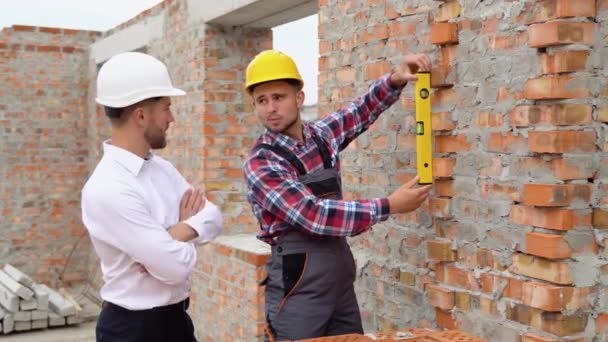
[0,282,19,312]
[0,270,33,300]
[38,285,76,317]
[48,311,66,327]
[13,310,31,322]
[90,12,165,64]
[31,309,48,321]
[20,298,37,311]
[189,0,317,28]
[14,321,31,332]
[32,284,49,311]
[2,313,13,334]
[32,319,48,330]
[67,315,83,325]
[3,265,33,288]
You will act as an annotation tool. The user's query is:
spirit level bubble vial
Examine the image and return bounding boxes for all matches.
[416,72,432,184]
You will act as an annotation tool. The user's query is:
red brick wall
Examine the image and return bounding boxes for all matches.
[319,0,607,340]
[0,25,98,287]
[191,235,269,341]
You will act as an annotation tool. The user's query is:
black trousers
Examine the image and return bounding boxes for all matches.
[96,298,197,342]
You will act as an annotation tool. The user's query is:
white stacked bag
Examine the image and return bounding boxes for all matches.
[0,264,80,334]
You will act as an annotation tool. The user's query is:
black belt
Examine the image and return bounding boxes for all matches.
[103,297,190,314]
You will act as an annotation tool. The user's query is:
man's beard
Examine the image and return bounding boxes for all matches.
[145,126,167,149]
[266,115,298,135]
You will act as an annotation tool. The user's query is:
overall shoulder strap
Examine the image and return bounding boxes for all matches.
[310,134,333,169]
[254,143,307,175]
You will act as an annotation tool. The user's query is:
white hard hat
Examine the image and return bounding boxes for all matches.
[96,52,185,108]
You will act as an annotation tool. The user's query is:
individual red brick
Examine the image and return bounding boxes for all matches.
[434,179,455,197]
[429,197,452,218]
[598,312,608,334]
[432,112,456,131]
[364,61,390,81]
[510,253,573,284]
[39,27,62,34]
[427,240,456,262]
[430,23,459,45]
[508,104,592,127]
[594,107,608,124]
[479,180,521,202]
[434,1,462,22]
[435,308,457,329]
[480,296,497,315]
[426,284,454,310]
[480,273,524,300]
[430,65,454,88]
[523,0,597,24]
[525,232,573,259]
[486,132,527,153]
[336,67,356,84]
[528,130,596,153]
[513,156,597,181]
[540,50,590,74]
[507,303,588,336]
[437,45,458,67]
[431,88,457,108]
[388,21,417,37]
[435,135,472,153]
[541,311,589,336]
[488,32,528,51]
[432,158,455,178]
[474,112,504,127]
[523,76,592,99]
[436,264,480,291]
[523,184,591,207]
[12,25,36,31]
[528,21,595,48]
[510,205,575,230]
[592,209,608,229]
[360,24,389,43]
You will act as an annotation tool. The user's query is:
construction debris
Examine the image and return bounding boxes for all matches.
[0,264,80,334]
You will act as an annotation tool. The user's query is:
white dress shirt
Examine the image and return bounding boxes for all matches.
[81,141,223,310]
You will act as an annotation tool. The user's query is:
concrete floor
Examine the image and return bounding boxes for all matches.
[2,321,96,342]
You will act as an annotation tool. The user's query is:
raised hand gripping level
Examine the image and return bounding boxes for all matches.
[415,72,432,185]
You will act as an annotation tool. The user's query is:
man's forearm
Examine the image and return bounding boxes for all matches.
[168,222,198,242]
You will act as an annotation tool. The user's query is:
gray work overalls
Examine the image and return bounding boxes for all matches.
[257,134,363,341]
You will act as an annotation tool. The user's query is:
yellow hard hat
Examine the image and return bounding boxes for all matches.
[245,50,303,94]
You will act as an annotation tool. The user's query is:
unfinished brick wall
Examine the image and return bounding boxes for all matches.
[191,235,269,341]
[4,0,608,340]
[319,0,608,340]
[0,25,97,287]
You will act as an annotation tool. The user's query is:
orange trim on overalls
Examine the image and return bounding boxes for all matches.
[265,253,309,342]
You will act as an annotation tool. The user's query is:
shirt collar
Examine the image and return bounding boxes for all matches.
[263,124,313,150]
[102,140,151,176]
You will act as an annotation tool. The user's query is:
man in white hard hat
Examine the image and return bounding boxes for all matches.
[81,51,223,342]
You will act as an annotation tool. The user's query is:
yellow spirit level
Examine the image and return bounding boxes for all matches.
[415,72,432,184]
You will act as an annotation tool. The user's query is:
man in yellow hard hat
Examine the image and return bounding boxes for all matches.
[82,52,224,341]
[242,50,433,340]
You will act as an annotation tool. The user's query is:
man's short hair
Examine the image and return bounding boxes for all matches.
[249,79,302,95]
[104,97,162,120]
